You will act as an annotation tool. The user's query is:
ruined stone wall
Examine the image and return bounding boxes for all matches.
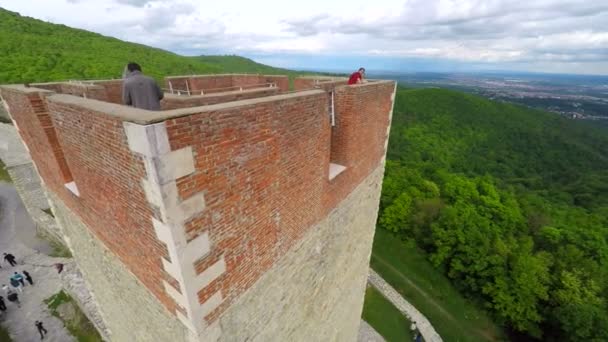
[47,191,189,342]
[219,164,385,341]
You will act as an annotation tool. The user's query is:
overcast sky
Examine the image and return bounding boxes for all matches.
[1,0,607,75]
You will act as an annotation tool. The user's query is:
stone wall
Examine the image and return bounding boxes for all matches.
[47,191,190,342]
[219,164,385,341]
[0,123,62,243]
[161,87,280,110]
[7,163,63,243]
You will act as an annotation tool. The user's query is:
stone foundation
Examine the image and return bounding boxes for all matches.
[47,191,190,342]
[218,164,385,341]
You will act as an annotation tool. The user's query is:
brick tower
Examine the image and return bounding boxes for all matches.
[0,74,396,341]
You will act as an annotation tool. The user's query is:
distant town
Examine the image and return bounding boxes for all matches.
[370,71,608,122]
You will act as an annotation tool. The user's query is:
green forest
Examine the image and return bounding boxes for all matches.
[0,8,293,84]
[380,88,608,341]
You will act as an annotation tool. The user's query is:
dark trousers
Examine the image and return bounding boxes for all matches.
[7,259,16,267]
[37,326,47,339]
[18,279,25,287]
[0,301,6,311]
[26,278,33,285]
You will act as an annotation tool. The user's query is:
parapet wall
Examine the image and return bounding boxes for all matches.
[0,76,396,341]
[294,76,348,92]
[161,87,280,110]
[166,74,290,94]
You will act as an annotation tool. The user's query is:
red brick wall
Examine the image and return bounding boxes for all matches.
[165,76,234,94]
[32,80,123,104]
[161,87,280,110]
[165,81,395,323]
[294,78,347,92]
[91,80,124,104]
[261,76,289,92]
[59,83,108,101]
[294,78,316,91]
[31,83,63,92]
[166,75,288,95]
[44,99,180,313]
[2,89,72,186]
[1,79,395,327]
[0,86,180,316]
[325,81,394,208]
[0,88,72,187]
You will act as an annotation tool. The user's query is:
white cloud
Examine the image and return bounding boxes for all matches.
[0,0,607,74]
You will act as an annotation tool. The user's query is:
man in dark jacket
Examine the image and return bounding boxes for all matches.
[3,253,16,267]
[122,62,164,111]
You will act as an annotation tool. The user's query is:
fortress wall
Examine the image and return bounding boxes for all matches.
[30,80,124,104]
[90,80,124,104]
[218,163,385,341]
[0,85,184,320]
[165,81,395,328]
[47,191,190,342]
[294,77,348,91]
[166,75,289,94]
[261,75,290,92]
[161,87,280,110]
[0,87,71,190]
[59,83,108,101]
[0,78,396,341]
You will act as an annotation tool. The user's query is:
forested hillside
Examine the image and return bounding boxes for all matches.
[0,8,285,83]
[381,88,608,341]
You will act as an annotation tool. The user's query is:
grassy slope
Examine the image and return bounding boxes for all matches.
[45,291,102,342]
[362,285,414,342]
[371,229,506,342]
[0,8,289,84]
[0,159,11,183]
[0,325,11,342]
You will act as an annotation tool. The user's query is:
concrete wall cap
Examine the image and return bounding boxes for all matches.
[0,84,56,94]
[165,73,289,79]
[164,87,276,100]
[45,89,326,125]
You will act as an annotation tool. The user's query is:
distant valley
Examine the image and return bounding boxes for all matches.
[368,71,608,122]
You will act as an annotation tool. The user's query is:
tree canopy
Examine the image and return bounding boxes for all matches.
[381,88,608,341]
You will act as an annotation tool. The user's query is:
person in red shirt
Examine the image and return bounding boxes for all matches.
[348,67,366,85]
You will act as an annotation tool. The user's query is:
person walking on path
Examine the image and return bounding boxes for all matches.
[23,270,33,285]
[6,289,20,308]
[0,295,6,312]
[10,276,22,293]
[35,321,48,339]
[12,272,25,287]
[4,252,17,267]
[122,62,164,111]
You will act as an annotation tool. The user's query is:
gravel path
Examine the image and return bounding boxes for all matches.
[369,269,443,342]
[358,320,386,342]
[0,182,75,342]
